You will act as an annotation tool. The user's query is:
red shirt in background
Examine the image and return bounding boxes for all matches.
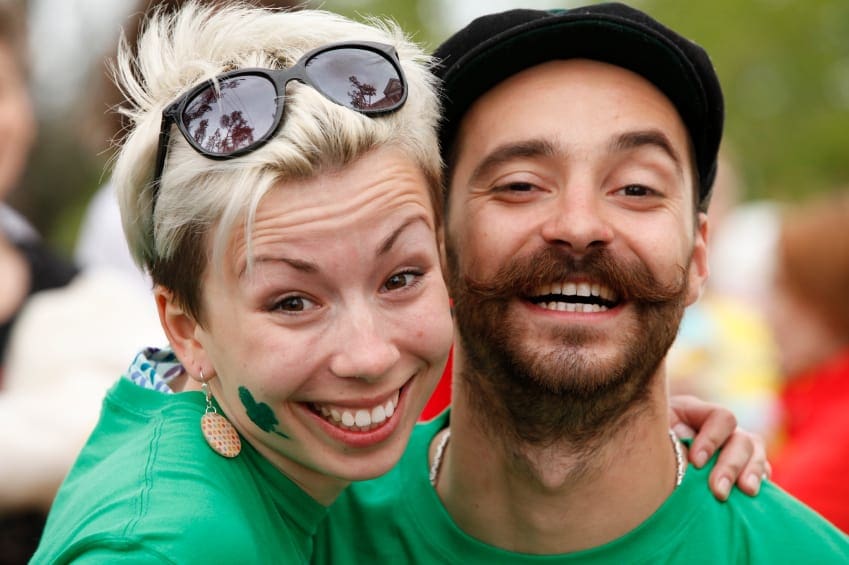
[771,348,849,533]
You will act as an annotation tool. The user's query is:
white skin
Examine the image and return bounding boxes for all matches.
[439,59,710,553]
[159,147,454,505]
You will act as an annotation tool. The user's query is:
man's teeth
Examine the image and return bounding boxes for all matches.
[544,302,608,313]
[538,281,616,300]
[315,390,400,432]
[532,281,618,312]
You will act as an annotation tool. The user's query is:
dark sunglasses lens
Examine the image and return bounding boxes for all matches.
[181,75,278,156]
[305,47,404,112]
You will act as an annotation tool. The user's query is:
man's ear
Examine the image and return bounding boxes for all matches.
[155,285,208,383]
[686,212,710,306]
[437,226,449,284]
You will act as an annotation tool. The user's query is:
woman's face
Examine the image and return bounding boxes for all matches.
[193,147,452,503]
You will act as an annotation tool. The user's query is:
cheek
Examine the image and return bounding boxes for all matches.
[405,287,454,365]
[451,215,524,280]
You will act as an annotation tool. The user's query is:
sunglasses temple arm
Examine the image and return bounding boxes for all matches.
[150,115,174,213]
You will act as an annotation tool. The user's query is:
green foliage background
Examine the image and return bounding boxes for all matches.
[638,0,849,201]
[13,0,849,254]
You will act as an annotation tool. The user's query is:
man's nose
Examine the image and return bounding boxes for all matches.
[539,187,613,253]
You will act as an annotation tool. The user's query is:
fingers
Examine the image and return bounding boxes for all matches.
[730,429,770,497]
[669,394,738,468]
[706,428,756,501]
[668,394,771,500]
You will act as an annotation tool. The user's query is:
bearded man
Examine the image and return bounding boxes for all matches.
[315,3,849,561]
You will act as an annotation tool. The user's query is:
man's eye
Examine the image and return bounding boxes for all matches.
[382,271,420,292]
[498,182,535,192]
[620,184,654,197]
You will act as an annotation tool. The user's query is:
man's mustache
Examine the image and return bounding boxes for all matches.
[452,246,687,305]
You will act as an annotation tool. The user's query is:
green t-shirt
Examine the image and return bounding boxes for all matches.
[314,411,849,563]
[31,377,327,564]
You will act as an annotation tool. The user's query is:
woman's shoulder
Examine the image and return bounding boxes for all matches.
[35,380,303,562]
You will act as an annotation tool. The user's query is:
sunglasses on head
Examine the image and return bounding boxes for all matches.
[151,40,408,205]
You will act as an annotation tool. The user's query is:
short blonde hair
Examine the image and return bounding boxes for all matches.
[111,1,442,322]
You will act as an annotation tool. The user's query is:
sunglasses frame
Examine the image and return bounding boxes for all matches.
[150,40,407,205]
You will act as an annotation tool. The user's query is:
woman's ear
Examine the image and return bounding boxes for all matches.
[155,285,208,383]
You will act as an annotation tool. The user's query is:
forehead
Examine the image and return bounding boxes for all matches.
[453,58,693,173]
[224,148,437,271]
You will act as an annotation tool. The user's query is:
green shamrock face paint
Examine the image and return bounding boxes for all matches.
[238,386,289,438]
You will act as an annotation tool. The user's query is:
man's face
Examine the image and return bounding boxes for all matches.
[445,59,709,442]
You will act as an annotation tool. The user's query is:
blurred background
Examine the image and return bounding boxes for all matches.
[11,0,849,252]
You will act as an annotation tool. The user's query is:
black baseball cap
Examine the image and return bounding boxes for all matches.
[433,2,724,211]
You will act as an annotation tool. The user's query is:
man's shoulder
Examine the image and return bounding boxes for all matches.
[733,480,849,543]
[685,468,849,560]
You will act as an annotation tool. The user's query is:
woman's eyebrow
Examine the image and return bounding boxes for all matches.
[376,215,429,256]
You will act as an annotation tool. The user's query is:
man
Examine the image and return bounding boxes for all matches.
[315,3,849,561]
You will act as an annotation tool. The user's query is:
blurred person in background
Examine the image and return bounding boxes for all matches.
[667,153,782,442]
[0,0,78,374]
[767,189,849,532]
[0,1,78,562]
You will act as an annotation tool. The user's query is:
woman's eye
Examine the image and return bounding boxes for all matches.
[274,295,316,312]
[382,271,420,292]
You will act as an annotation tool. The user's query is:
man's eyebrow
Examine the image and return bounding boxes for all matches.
[467,139,558,186]
[610,129,684,174]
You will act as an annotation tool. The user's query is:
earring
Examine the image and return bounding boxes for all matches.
[199,370,242,458]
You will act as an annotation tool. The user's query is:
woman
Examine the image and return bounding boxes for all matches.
[33,3,766,563]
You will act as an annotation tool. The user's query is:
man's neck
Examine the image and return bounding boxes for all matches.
[433,373,681,555]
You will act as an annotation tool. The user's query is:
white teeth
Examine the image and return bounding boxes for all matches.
[371,405,386,424]
[315,390,400,431]
[533,280,618,306]
[538,302,610,313]
[354,409,370,427]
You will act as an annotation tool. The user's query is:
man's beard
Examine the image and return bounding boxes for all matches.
[448,244,690,451]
